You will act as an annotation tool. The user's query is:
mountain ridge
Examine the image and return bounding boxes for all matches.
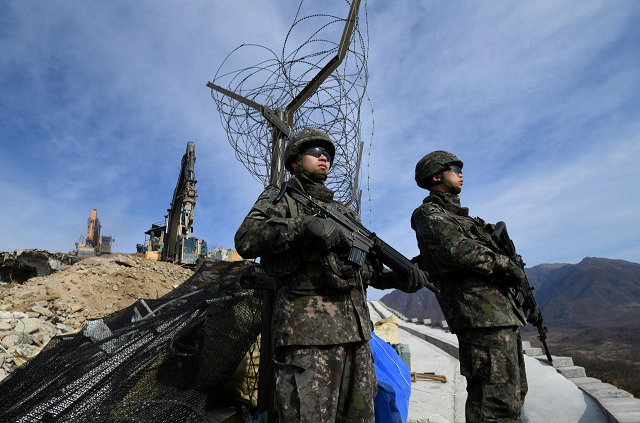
[379,257,640,329]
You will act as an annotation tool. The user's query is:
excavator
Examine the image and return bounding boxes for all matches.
[144,141,208,266]
[76,209,114,258]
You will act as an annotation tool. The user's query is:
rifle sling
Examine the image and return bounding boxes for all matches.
[284,192,298,218]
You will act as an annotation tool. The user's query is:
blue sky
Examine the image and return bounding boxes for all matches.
[1,1,639,298]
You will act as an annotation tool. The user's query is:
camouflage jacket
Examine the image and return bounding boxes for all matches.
[235,175,397,347]
[411,191,525,333]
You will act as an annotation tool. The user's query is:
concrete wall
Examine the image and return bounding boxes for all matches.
[372,301,640,423]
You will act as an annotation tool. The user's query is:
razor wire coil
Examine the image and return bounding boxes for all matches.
[210,0,373,212]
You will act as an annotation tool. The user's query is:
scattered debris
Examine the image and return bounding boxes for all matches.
[0,260,260,422]
[0,249,79,284]
[0,253,193,382]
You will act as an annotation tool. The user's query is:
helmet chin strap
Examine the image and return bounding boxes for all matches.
[308,170,328,180]
[444,179,461,195]
[432,172,461,194]
[294,155,328,181]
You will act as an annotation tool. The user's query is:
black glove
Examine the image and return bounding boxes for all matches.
[303,216,348,251]
[496,255,526,287]
[404,263,428,293]
[505,260,526,287]
[527,306,542,325]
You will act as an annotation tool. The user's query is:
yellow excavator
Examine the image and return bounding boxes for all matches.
[76,209,114,258]
[144,141,207,265]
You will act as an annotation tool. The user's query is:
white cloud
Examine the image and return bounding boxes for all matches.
[1,0,638,270]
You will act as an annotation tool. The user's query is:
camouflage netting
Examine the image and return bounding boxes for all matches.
[0,260,263,422]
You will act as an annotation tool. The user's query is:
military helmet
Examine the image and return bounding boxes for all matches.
[415,150,463,189]
[284,128,336,172]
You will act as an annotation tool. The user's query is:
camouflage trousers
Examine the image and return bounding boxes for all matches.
[274,341,377,423]
[458,326,527,423]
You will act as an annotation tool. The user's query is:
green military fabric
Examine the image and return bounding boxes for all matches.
[411,191,526,332]
[411,189,527,422]
[235,174,378,346]
[235,174,409,346]
[274,342,376,423]
[458,327,528,423]
[235,173,401,422]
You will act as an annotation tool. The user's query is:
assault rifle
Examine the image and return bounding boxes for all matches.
[491,221,552,363]
[274,180,439,294]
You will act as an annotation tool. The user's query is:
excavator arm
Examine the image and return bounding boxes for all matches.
[163,141,197,262]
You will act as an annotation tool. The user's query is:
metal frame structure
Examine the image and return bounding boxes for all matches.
[206,1,363,420]
[207,0,361,186]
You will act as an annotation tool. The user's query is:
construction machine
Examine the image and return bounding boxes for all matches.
[76,209,115,258]
[145,141,208,266]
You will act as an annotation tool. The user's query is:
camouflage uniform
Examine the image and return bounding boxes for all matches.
[411,190,528,423]
[236,174,403,422]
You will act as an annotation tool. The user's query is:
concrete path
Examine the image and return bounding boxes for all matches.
[369,302,464,422]
[369,301,610,423]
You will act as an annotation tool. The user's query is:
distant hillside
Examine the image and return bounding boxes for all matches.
[380,287,444,322]
[523,263,569,290]
[534,257,640,328]
[379,257,640,329]
[559,325,640,346]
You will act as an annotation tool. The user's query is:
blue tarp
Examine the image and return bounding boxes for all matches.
[370,332,412,423]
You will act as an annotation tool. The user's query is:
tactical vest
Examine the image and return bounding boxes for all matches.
[262,182,364,292]
[415,201,504,284]
[413,198,524,331]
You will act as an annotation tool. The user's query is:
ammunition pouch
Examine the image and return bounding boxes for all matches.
[261,252,302,278]
[318,251,358,291]
[266,187,363,292]
[285,252,360,292]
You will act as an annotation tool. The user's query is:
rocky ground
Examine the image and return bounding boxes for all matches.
[0,253,193,382]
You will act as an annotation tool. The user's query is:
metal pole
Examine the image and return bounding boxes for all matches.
[269,110,287,186]
[257,110,286,421]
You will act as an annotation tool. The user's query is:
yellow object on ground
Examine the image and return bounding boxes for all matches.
[224,335,260,408]
[373,315,402,345]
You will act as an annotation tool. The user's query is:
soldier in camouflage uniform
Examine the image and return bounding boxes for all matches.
[411,151,529,423]
[235,128,427,423]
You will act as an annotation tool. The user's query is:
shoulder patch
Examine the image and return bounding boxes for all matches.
[257,191,272,202]
[257,185,280,202]
[419,203,444,216]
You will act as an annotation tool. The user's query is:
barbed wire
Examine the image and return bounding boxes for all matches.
[210,0,372,212]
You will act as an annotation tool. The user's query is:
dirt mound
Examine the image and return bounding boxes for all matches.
[0,253,193,381]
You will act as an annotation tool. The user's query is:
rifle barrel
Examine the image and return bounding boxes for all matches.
[537,325,553,363]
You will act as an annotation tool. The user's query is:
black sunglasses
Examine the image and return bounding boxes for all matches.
[444,165,462,175]
[303,147,332,164]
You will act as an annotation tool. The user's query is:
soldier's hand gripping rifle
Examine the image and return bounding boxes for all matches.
[491,221,552,363]
[274,180,439,294]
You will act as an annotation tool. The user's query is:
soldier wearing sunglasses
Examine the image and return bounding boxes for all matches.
[235,128,426,422]
[411,150,529,422]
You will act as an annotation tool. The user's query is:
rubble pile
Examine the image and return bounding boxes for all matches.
[0,253,193,382]
[0,249,79,283]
